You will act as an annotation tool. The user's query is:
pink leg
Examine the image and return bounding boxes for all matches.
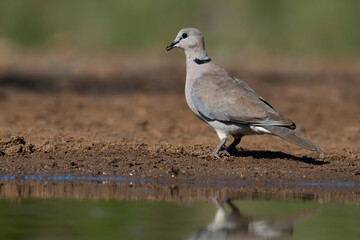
[198,138,227,159]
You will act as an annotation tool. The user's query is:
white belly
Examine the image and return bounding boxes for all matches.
[208,120,271,140]
[208,120,253,138]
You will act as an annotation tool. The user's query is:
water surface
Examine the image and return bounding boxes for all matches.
[0,176,359,240]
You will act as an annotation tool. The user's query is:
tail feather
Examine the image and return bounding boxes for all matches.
[263,126,322,151]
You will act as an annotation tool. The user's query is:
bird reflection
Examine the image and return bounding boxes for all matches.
[187,198,316,240]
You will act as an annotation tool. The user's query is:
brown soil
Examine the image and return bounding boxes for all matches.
[0,52,359,185]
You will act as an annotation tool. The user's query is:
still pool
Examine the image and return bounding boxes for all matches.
[0,176,359,240]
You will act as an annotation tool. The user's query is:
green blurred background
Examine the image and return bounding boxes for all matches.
[1,0,360,57]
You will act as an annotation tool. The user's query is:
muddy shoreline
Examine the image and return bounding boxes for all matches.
[0,176,359,204]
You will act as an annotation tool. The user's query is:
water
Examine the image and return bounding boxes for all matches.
[0,176,359,240]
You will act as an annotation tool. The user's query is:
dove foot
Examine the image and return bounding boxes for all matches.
[200,137,241,158]
[198,138,227,159]
[219,149,231,156]
[198,152,223,159]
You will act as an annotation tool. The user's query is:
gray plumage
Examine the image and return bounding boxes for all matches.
[191,70,294,127]
[166,27,322,158]
[263,126,321,151]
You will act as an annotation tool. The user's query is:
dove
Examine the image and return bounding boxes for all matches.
[166,28,321,159]
[187,198,316,240]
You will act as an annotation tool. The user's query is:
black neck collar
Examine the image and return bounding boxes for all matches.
[194,57,211,65]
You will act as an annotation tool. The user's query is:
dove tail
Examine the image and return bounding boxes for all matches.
[263,126,322,151]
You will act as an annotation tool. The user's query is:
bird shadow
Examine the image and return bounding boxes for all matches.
[229,149,329,165]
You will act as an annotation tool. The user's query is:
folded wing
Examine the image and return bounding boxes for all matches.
[190,71,295,128]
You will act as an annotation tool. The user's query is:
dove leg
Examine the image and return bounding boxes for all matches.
[226,137,241,151]
[211,198,226,224]
[199,137,227,159]
[218,137,242,156]
[225,199,240,215]
[226,137,242,151]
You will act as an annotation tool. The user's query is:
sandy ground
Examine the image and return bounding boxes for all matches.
[0,52,359,184]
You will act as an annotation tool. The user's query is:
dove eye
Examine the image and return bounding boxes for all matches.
[182,33,188,39]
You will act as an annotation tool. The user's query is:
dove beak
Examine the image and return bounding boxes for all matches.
[166,40,179,51]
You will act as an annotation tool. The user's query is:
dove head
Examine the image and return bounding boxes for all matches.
[166,28,208,59]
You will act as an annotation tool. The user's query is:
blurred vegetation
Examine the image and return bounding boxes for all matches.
[0,0,360,57]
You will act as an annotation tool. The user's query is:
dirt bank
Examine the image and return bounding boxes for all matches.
[0,53,359,184]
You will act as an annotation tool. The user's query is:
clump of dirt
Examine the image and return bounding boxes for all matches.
[0,136,34,155]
